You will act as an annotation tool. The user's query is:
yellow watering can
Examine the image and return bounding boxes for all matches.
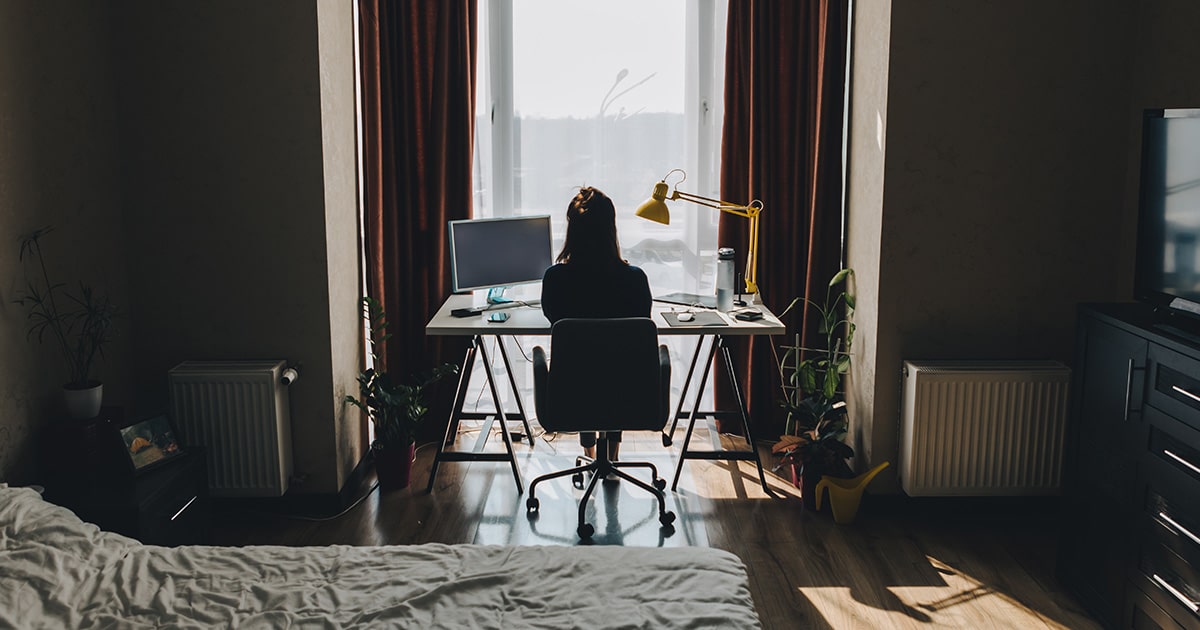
[815,461,890,524]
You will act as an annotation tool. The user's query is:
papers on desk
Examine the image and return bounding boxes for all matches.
[661,311,726,327]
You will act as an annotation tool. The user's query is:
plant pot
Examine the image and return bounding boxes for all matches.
[63,381,103,420]
[374,441,416,490]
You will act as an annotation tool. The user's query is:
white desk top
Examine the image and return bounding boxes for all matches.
[426,293,787,336]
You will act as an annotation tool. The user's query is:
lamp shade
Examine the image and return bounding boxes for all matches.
[635,181,672,225]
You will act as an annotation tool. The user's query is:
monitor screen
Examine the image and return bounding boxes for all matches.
[1134,108,1200,312]
[449,215,554,292]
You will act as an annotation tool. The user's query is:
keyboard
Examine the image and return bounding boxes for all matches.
[654,292,718,309]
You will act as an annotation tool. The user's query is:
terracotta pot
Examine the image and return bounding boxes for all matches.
[374,441,416,490]
[63,381,103,420]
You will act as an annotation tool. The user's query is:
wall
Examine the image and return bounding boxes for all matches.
[110,0,361,494]
[0,2,133,483]
[317,0,367,488]
[844,0,890,474]
[847,0,1200,492]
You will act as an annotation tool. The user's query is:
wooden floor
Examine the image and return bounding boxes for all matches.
[210,426,1101,629]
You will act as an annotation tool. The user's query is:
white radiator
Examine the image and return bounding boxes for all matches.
[169,360,293,497]
[900,360,1071,497]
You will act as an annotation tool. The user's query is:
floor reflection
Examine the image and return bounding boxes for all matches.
[470,449,703,548]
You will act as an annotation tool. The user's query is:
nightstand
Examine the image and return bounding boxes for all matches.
[44,445,211,546]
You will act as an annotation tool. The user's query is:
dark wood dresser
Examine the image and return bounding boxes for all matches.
[1060,303,1200,628]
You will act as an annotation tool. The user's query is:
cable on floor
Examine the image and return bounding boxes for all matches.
[224,442,437,522]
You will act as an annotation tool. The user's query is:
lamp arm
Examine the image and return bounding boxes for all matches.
[668,188,762,294]
[670,190,761,218]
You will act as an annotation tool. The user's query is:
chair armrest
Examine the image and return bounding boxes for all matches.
[533,345,549,422]
[658,344,671,422]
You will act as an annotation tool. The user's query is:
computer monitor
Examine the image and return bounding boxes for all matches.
[448,215,554,302]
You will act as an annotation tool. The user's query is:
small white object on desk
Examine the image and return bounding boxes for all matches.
[677,312,694,322]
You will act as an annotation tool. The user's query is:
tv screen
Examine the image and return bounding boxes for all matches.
[1134,108,1200,313]
[448,215,553,292]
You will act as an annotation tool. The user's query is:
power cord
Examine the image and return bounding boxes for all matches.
[224,442,437,522]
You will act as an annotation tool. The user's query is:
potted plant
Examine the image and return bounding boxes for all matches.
[772,268,855,509]
[345,297,457,490]
[14,227,118,419]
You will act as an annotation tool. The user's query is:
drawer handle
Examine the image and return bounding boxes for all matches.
[1172,384,1200,405]
[1152,573,1199,613]
[170,496,198,522]
[1165,449,1200,476]
[1160,512,1200,546]
[1125,360,1146,421]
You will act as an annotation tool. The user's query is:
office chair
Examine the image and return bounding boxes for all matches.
[525,318,677,539]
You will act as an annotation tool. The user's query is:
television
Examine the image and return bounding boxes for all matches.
[448,215,553,300]
[1134,108,1200,317]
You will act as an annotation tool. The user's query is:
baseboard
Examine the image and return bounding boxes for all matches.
[210,450,374,519]
[864,493,1064,519]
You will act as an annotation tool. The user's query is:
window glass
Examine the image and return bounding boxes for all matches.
[469,0,726,424]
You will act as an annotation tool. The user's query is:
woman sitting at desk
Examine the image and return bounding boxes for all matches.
[541,186,652,466]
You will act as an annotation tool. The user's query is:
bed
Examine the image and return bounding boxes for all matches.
[0,485,761,628]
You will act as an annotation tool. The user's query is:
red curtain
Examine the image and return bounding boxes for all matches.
[717,0,849,437]
[359,0,477,439]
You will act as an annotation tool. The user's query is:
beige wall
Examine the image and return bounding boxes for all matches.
[847,0,1200,492]
[0,1,133,483]
[0,1,362,493]
[844,0,891,474]
[317,0,367,489]
[111,0,361,494]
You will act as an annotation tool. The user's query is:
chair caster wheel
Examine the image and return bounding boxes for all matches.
[653,478,666,491]
[578,523,594,539]
[660,511,676,526]
[662,434,672,447]
[526,497,539,512]
[572,473,585,489]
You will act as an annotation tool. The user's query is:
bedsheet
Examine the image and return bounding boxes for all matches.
[0,485,760,629]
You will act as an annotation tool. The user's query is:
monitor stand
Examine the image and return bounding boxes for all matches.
[486,287,512,305]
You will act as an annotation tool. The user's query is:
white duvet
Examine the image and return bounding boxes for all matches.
[0,485,760,629]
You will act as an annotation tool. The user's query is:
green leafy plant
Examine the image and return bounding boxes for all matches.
[772,268,855,476]
[13,226,117,388]
[345,297,457,450]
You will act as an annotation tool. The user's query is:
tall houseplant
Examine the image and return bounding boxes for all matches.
[772,268,856,506]
[345,297,457,489]
[14,227,117,419]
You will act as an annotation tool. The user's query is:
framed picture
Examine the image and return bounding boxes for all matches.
[117,414,185,474]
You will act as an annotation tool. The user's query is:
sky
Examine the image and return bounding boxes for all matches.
[504,0,686,118]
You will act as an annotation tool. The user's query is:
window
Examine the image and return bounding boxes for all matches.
[475,0,726,289]
[464,0,728,424]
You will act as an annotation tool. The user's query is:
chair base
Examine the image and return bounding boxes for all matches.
[526,436,676,540]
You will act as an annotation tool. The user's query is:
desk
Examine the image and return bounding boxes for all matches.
[425,294,786,495]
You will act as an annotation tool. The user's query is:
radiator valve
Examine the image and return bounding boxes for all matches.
[281,366,300,386]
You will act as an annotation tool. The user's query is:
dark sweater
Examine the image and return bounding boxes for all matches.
[540,262,652,324]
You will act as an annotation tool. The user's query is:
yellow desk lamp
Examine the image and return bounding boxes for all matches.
[635,169,763,294]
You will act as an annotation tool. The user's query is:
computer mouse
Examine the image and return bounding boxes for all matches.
[677,312,694,322]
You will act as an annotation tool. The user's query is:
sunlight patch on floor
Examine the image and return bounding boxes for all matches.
[671,457,803,500]
[799,555,1080,629]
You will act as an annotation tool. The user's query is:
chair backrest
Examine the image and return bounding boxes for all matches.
[539,318,665,433]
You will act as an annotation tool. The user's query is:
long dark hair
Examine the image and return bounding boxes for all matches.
[555,186,626,266]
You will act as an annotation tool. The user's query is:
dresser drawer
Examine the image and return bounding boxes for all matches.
[1134,544,1200,629]
[1149,344,1200,434]
[1146,409,1200,493]
[1127,581,1189,629]
[138,486,206,546]
[1139,492,1200,583]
